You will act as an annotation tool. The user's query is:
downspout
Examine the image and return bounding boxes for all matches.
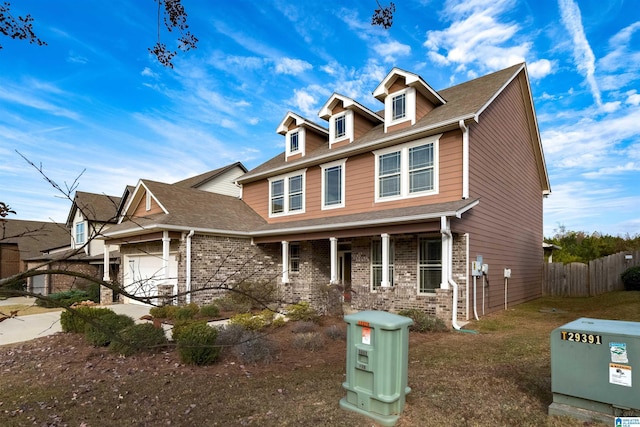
[186,230,194,304]
[459,120,469,199]
[441,216,461,331]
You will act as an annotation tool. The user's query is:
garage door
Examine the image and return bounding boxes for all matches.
[124,254,177,305]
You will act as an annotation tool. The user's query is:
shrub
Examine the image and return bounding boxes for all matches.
[109,323,168,356]
[621,266,640,291]
[325,324,346,340]
[177,322,221,365]
[175,303,200,320]
[228,313,267,331]
[215,295,252,313]
[397,308,448,333]
[37,289,90,308]
[85,283,100,304]
[285,301,319,323]
[233,330,278,364]
[84,312,135,346]
[149,305,178,319]
[199,304,220,319]
[291,320,316,334]
[292,332,325,352]
[171,319,207,342]
[60,306,114,333]
[271,316,286,328]
[215,323,246,347]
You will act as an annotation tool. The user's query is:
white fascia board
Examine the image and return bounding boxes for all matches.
[103,223,253,239]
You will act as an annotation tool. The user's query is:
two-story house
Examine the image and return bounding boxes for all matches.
[102,63,549,328]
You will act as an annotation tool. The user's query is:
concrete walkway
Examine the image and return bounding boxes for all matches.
[0,297,151,346]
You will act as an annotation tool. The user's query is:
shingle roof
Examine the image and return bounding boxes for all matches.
[239,63,525,183]
[103,180,267,238]
[173,162,247,189]
[1,219,69,259]
[252,198,479,236]
[66,191,121,226]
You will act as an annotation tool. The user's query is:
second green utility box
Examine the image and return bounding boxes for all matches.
[340,310,413,426]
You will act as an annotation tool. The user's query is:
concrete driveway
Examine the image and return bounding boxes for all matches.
[0,297,151,346]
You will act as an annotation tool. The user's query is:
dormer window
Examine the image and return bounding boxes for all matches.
[335,115,346,139]
[392,93,406,121]
[328,110,353,146]
[384,87,415,131]
[285,127,306,158]
[290,131,300,153]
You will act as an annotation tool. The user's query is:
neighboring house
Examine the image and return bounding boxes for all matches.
[102,64,550,327]
[0,219,69,293]
[25,191,122,296]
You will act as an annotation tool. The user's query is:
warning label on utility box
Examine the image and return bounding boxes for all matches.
[362,327,371,345]
[610,363,632,387]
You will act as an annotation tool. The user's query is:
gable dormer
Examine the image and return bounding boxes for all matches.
[277,112,328,161]
[318,93,384,148]
[373,68,446,133]
[120,181,167,221]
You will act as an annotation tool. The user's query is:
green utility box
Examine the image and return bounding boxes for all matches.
[549,318,640,422]
[340,310,413,426]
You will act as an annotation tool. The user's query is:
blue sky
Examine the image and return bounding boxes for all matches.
[0,0,638,237]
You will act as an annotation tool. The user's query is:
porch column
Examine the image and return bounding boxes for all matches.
[440,216,450,290]
[381,233,390,287]
[102,244,110,281]
[281,241,290,284]
[162,231,173,297]
[330,237,338,285]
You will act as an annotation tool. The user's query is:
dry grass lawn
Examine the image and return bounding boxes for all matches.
[0,291,638,426]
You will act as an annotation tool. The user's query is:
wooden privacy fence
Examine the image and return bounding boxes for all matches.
[543,251,640,297]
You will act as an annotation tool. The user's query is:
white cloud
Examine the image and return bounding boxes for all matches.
[527,59,554,79]
[274,58,313,75]
[558,0,601,106]
[601,101,621,113]
[627,92,640,106]
[374,41,411,63]
[582,162,640,179]
[141,67,158,79]
[289,89,319,118]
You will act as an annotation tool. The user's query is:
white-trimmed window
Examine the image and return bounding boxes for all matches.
[145,192,151,211]
[383,87,416,131]
[75,222,85,245]
[418,237,442,294]
[371,238,394,291]
[392,93,406,120]
[269,170,306,217]
[290,243,300,273]
[329,111,353,146]
[286,128,305,158]
[321,159,346,209]
[374,135,440,202]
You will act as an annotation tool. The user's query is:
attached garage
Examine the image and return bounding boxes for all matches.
[123,253,177,305]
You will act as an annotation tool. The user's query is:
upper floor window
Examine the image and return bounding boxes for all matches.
[374,135,440,202]
[392,93,406,120]
[269,170,306,217]
[383,87,416,132]
[75,222,85,245]
[418,237,442,294]
[321,159,346,209]
[335,115,346,139]
[290,131,299,153]
[328,110,353,146]
[285,128,306,159]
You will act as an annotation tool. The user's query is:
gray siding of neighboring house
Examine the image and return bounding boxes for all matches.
[460,73,544,315]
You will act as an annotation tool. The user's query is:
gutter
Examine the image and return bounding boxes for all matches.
[441,216,461,331]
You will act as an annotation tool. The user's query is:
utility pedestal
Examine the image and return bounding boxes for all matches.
[340,310,413,426]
